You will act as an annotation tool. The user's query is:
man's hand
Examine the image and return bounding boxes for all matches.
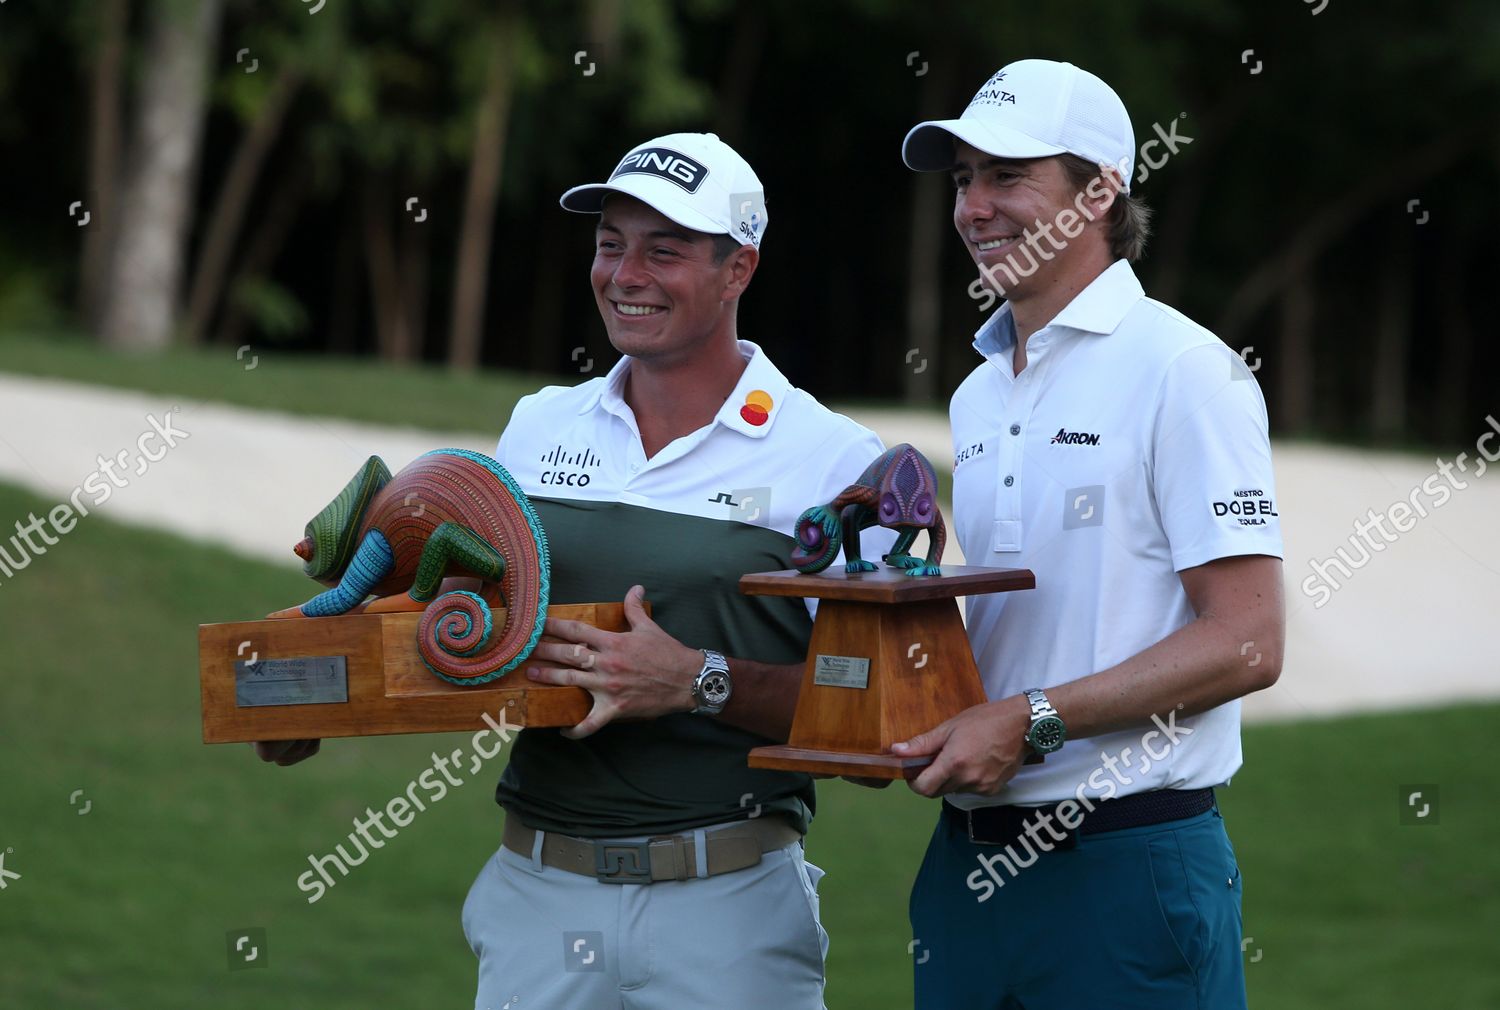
[525,585,700,740]
[252,739,321,766]
[890,696,1032,798]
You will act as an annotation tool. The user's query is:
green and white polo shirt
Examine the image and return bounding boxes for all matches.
[493,340,888,838]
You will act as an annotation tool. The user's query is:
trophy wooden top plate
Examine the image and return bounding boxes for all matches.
[740,564,1036,604]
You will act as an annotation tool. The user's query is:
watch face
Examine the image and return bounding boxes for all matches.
[700,671,731,706]
[1030,716,1066,753]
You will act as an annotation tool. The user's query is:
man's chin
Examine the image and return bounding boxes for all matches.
[602,324,672,360]
[972,268,1040,305]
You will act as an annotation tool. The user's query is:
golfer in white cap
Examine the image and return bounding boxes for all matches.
[454,132,890,1009]
[889,60,1285,1009]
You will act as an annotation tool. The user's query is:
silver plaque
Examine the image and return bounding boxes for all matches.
[813,654,870,690]
[234,656,348,707]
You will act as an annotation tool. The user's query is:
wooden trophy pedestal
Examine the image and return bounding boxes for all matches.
[742,565,1034,780]
[196,601,631,744]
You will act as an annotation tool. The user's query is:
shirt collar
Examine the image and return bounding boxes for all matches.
[973,302,1020,357]
[972,258,1145,356]
[584,339,793,440]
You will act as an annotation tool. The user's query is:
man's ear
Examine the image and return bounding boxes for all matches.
[720,244,759,302]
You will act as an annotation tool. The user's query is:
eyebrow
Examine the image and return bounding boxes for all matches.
[950,157,1030,175]
[596,222,700,245]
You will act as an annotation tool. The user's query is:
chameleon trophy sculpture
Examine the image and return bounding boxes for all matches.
[741,441,1034,779]
[790,443,945,577]
[278,448,549,686]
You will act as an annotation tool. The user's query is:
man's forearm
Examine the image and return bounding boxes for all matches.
[1032,556,1285,742]
[713,659,804,741]
[1047,606,1283,742]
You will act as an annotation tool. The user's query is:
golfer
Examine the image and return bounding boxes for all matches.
[890,59,1285,1009]
[262,131,891,1009]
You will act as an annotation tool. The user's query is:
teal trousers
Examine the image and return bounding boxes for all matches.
[909,803,1247,1009]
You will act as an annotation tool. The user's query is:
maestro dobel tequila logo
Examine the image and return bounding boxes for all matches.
[1212,488,1278,526]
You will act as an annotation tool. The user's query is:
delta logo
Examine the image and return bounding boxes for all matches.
[739,389,774,426]
[955,442,985,469]
[1050,427,1101,446]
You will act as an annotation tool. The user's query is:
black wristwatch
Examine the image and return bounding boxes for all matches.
[690,649,732,715]
[1022,688,1066,761]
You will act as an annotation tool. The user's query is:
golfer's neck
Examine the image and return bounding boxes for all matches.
[625,329,748,457]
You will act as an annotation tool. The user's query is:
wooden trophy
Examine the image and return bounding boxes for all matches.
[197,449,615,743]
[744,445,1034,780]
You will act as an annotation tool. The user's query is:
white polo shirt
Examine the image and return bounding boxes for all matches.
[948,260,1283,809]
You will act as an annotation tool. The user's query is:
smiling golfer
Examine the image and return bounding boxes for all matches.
[890,59,1286,1009]
[463,132,891,1009]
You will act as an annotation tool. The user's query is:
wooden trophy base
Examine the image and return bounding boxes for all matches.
[742,565,1034,780]
[196,602,631,743]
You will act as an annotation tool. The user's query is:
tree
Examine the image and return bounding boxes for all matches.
[98,0,224,351]
[79,0,129,328]
[181,66,303,345]
[448,1,522,371]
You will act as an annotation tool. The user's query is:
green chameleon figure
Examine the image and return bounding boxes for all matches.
[789,443,946,577]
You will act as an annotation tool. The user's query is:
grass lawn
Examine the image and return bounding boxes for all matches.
[0,477,1494,1008]
[0,330,552,436]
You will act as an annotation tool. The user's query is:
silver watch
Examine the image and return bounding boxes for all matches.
[1022,687,1067,758]
[691,649,732,715]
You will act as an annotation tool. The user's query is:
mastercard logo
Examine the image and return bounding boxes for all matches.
[739,389,774,426]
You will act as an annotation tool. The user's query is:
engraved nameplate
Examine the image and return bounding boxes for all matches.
[235,656,349,707]
[813,654,870,690]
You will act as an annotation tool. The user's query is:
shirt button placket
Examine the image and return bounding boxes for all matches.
[995,373,1039,548]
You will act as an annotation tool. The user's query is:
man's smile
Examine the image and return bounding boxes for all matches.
[611,300,667,317]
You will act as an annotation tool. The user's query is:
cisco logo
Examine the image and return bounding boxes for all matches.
[540,445,602,487]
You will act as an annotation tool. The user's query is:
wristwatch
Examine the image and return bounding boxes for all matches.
[1021,688,1066,761]
[690,649,732,715]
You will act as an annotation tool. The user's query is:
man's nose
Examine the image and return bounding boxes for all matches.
[956,187,993,233]
[611,248,651,290]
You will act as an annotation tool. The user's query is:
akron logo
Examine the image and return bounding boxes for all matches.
[1050,427,1101,446]
[610,147,708,193]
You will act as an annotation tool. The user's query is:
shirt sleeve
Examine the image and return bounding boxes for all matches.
[1150,342,1284,571]
[495,392,540,468]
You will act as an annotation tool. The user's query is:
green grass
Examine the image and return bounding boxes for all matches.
[0,329,1471,463]
[0,329,952,439]
[0,330,553,435]
[0,477,1494,1009]
[0,328,956,503]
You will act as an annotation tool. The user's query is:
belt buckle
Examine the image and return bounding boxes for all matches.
[594,840,653,884]
[965,809,981,845]
[965,805,1079,850]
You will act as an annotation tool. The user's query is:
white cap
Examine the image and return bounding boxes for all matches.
[559,132,768,248]
[902,60,1136,192]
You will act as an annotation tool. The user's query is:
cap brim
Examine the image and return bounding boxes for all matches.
[558,180,729,238]
[902,118,1067,172]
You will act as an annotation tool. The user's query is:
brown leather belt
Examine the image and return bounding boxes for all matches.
[502,815,802,884]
